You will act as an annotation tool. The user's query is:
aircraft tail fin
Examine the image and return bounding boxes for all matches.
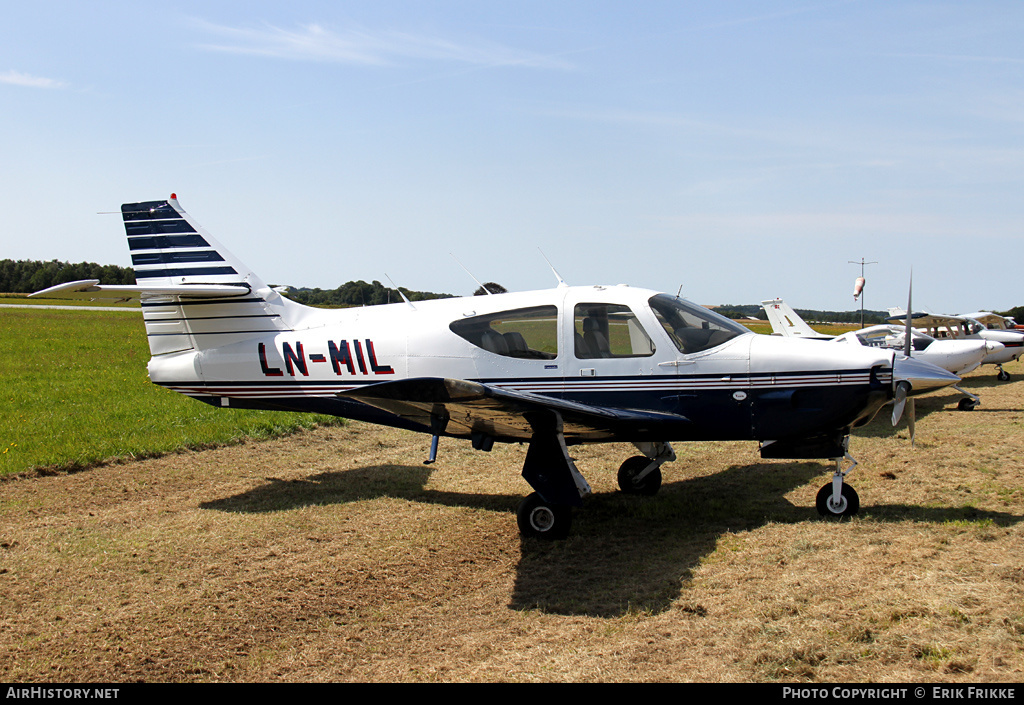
[33,194,312,356]
[124,194,265,291]
[760,299,828,339]
[124,194,314,355]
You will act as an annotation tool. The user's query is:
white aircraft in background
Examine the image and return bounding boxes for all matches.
[762,299,995,410]
[960,311,1022,331]
[30,195,959,535]
[887,309,1024,381]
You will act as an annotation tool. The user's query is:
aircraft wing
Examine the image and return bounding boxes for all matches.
[886,311,965,328]
[339,377,690,443]
[30,279,251,304]
[961,312,1008,329]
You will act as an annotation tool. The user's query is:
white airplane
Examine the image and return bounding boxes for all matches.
[959,311,1021,331]
[762,299,996,410]
[32,195,960,537]
[886,309,1024,381]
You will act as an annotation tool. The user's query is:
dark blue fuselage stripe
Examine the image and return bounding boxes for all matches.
[135,266,238,279]
[476,369,886,384]
[151,377,376,387]
[144,314,280,321]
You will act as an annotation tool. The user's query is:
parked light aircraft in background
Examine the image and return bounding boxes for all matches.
[32,196,960,537]
[886,310,1024,381]
[762,299,996,410]
[959,312,1022,331]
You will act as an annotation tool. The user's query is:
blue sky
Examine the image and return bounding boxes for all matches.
[3,1,1022,314]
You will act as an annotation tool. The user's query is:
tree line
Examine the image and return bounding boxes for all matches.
[4,258,1021,323]
[281,280,453,308]
[0,259,454,305]
[0,259,135,293]
[712,303,890,325]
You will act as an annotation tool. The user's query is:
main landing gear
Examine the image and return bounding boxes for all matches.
[517,492,573,540]
[997,365,1011,382]
[514,415,675,539]
[816,440,860,520]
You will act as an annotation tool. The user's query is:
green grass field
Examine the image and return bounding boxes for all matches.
[0,307,340,476]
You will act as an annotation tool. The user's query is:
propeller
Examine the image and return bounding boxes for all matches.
[891,272,916,447]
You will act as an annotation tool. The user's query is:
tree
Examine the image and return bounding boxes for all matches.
[473,282,507,296]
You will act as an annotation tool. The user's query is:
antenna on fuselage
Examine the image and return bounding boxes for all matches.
[538,249,568,288]
[450,253,493,295]
[384,273,416,310]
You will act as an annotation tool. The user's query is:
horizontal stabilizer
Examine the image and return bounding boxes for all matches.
[341,377,689,442]
[29,279,251,304]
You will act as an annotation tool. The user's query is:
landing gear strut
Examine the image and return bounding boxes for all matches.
[955,385,980,411]
[997,365,1011,382]
[816,440,860,519]
[515,416,675,538]
[516,410,590,540]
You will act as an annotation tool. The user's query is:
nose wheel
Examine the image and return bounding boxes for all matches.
[816,483,860,518]
[617,456,663,495]
[816,445,860,519]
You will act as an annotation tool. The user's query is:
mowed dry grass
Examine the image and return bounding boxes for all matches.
[2,364,1024,682]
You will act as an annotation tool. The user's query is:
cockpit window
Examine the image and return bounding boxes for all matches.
[648,294,748,354]
[573,303,654,359]
[450,306,558,360]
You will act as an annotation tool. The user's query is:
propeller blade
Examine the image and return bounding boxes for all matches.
[891,381,909,426]
[903,271,913,358]
[908,398,916,449]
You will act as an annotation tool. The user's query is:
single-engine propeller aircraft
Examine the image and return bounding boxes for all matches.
[32,196,960,538]
[762,298,999,410]
[886,309,1024,381]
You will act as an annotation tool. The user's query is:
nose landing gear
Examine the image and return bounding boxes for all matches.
[816,442,860,519]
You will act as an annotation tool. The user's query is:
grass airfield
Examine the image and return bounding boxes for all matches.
[2,303,1023,682]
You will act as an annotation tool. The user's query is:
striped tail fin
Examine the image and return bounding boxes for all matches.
[30,194,316,357]
[123,194,303,355]
[125,194,260,288]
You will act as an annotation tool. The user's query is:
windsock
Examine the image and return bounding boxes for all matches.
[853,276,865,301]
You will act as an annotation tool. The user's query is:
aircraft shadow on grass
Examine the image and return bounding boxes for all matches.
[201,458,1023,618]
[854,384,1019,440]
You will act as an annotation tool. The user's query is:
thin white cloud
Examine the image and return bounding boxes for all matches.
[0,70,67,89]
[193,20,574,70]
[885,52,1024,65]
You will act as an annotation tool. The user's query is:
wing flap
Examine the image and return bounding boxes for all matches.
[340,377,689,442]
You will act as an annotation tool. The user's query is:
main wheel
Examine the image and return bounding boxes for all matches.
[617,455,662,496]
[998,369,1011,381]
[816,483,859,519]
[958,397,978,411]
[517,492,572,540]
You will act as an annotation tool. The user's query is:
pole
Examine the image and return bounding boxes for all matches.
[848,258,878,329]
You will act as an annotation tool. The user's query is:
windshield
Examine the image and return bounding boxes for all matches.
[648,294,748,354]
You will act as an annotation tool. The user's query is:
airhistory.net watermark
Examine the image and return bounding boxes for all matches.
[6,688,119,700]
